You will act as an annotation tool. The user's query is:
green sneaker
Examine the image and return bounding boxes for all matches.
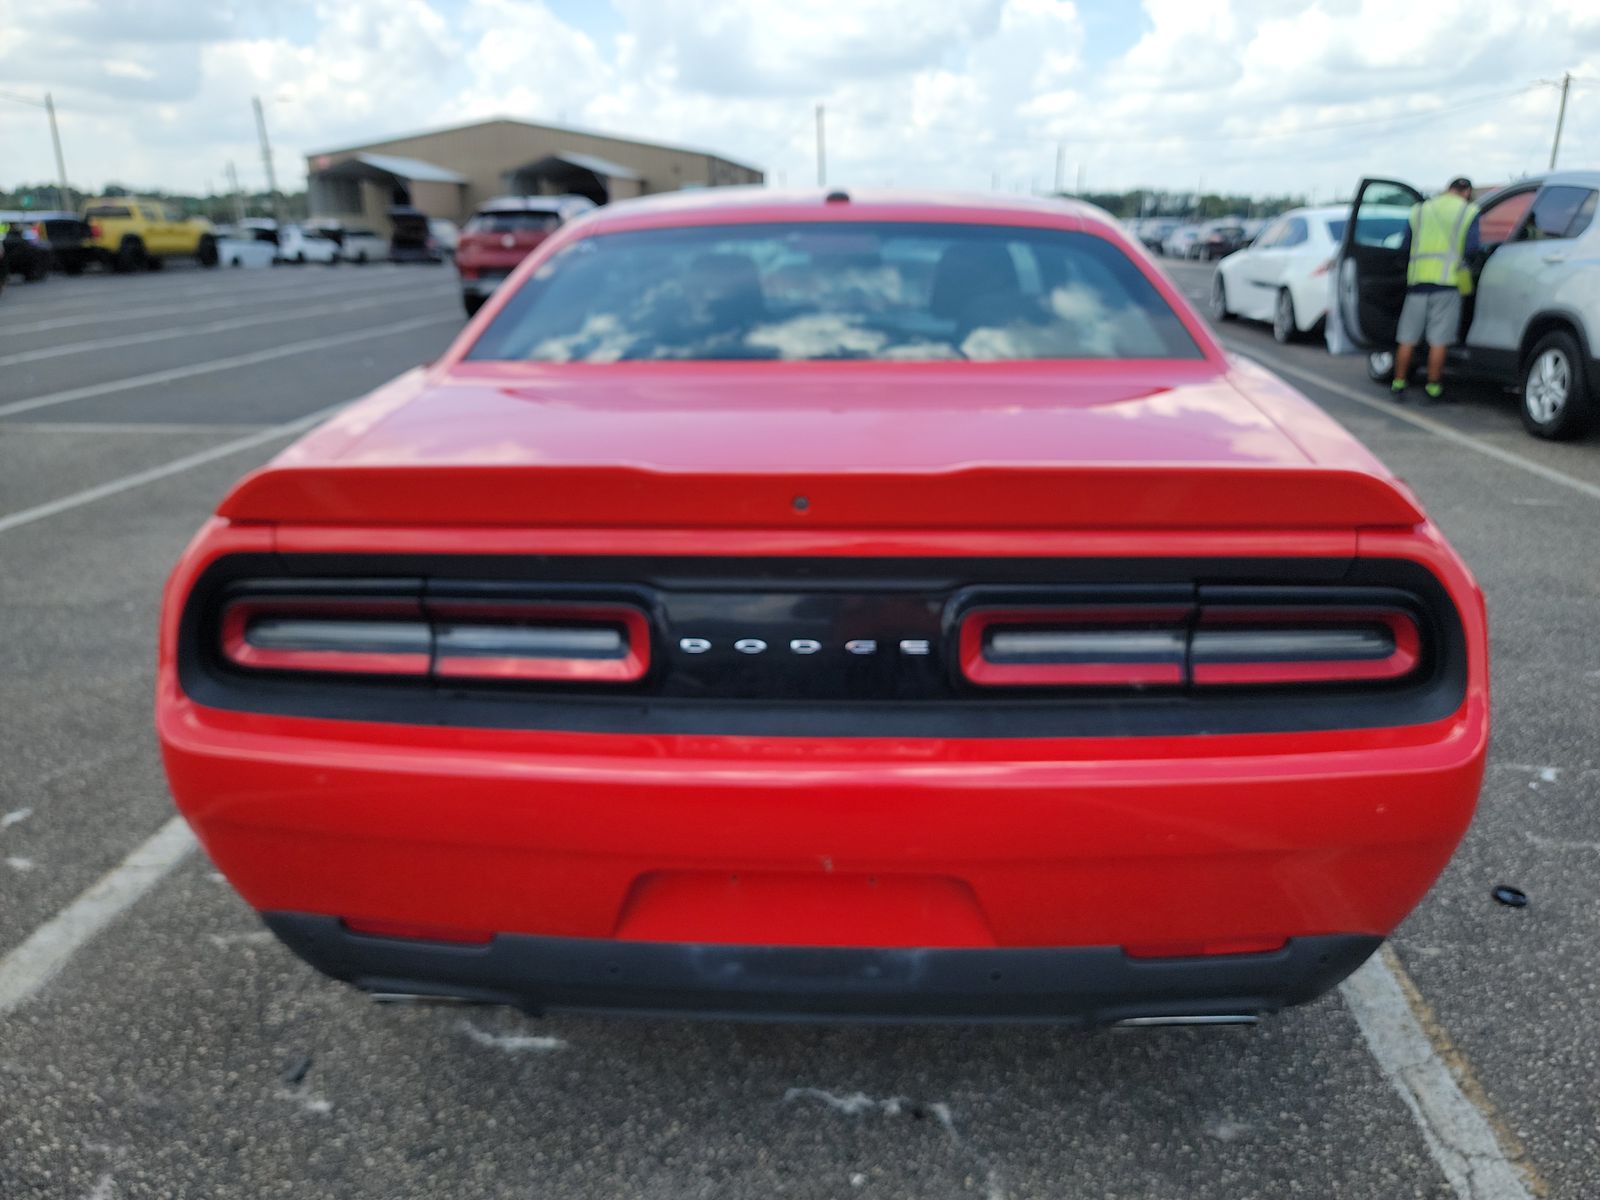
[1390,379,1407,395]
[1424,382,1444,400]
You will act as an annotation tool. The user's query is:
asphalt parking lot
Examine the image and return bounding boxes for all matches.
[1,257,1596,1199]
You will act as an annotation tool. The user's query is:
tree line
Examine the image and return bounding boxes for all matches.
[0,182,309,222]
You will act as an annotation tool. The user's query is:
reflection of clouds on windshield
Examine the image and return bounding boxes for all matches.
[528,314,637,363]
[744,314,959,360]
[960,284,1167,360]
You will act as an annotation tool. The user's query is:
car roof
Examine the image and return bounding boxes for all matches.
[575,187,1122,238]
[475,195,585,213]
[1491,170,1600,190]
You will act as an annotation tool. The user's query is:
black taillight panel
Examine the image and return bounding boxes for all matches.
[177,555,1466,738]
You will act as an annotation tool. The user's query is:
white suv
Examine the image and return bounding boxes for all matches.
[1337,171,1600,439]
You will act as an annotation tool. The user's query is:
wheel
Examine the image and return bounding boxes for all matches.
[295,251,306,264]
[145,255,163,271]
[27,258,48,283]
[1520,330,1594,440]
[1210,273,1236,322]
[463,294,484,317]
[197,234,218,268]
[1272,289,1299,344]
[355,250,368,264]
[114,237,145,273]
[1366,349,1395,384]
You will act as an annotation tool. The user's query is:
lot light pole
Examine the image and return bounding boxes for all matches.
[0,88,72,210]
[1549,72,1572,170]
[815,104,826,188]
[253,95,284,224]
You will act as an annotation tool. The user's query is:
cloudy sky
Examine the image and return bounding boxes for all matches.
[2,0,1596,203]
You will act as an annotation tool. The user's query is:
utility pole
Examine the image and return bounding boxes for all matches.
[252,95,283,223]
[44,93,70,210]
[1055,143,1065,194]
[1550,72,1572,170]
[226,160,246,223]
[815,104,826,188]
[0,88,72,209]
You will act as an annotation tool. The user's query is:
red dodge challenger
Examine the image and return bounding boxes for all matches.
[158,190,1487,1025]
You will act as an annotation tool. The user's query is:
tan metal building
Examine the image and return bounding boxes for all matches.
[305,117,764,234]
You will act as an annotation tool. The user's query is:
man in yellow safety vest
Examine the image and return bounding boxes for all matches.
[1393,177,1481,401]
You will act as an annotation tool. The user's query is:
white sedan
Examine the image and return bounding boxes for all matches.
[278,225,341,265]
[1210,205,1404,343]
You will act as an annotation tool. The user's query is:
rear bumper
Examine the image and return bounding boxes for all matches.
[264,912,1379,1023]
[459,270,509,298]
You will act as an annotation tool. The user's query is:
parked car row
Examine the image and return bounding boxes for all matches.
[0,197,465,288]
[1130,216,1264,260]
[1196,170,1600,443]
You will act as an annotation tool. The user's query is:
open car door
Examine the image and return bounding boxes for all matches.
[1336,178,1424,350]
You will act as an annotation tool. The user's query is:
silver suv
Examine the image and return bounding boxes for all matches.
[1336,171,1600,439]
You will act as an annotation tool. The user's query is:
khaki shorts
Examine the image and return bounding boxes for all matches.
[1397,289,1461,346]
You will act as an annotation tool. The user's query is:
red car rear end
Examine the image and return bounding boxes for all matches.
[159,191,1487,1025]
[455,195,593,315]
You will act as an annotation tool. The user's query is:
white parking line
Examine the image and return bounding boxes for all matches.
[7,264,404,314]
[0,403,339,534]
[3,421,269,435]
[0,288,455,367]
[1341,948,1539,1200]
[0,817,196,1014]
[0,268,423,335]
[1227,342,1600,504]
[0,312,458,420]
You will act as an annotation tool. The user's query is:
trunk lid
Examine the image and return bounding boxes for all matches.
[219,362,1423,529]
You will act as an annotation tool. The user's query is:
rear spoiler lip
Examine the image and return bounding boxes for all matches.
[217,463,1425,530]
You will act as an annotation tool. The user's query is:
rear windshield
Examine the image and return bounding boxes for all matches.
[467,222,1201,363]
[467,211,562,234]
[85,205,133,219]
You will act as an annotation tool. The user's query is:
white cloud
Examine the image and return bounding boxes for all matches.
[1,0,1596,204]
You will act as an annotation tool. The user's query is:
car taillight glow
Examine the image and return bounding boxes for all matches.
[959,604,1422,689]
[219,596,651,683]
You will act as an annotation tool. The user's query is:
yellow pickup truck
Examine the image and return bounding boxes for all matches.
[82,198,219,272]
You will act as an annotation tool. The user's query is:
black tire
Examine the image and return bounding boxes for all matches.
[1366,349,1396,384]
[355,250,368,264]
[62,257,85,276]
[295,251,306,264]
[463,294,485,317]
[197,234,218,268]
[1210,273,1236,322]
[1520,330,1594,440]
[27,258,48,283]
[114,237,145,273]
[1272,289,1300,344]
[145,255,164,272]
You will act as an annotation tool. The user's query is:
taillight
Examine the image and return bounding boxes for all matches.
[89,221,103,239]
[960,606,1188,687]
[218,594,651,684]
[958,602,1422,689]
[220,597,430,676]
[1189,606,1419,686]
[1312,256,1334,276]
[429,601,650,682]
